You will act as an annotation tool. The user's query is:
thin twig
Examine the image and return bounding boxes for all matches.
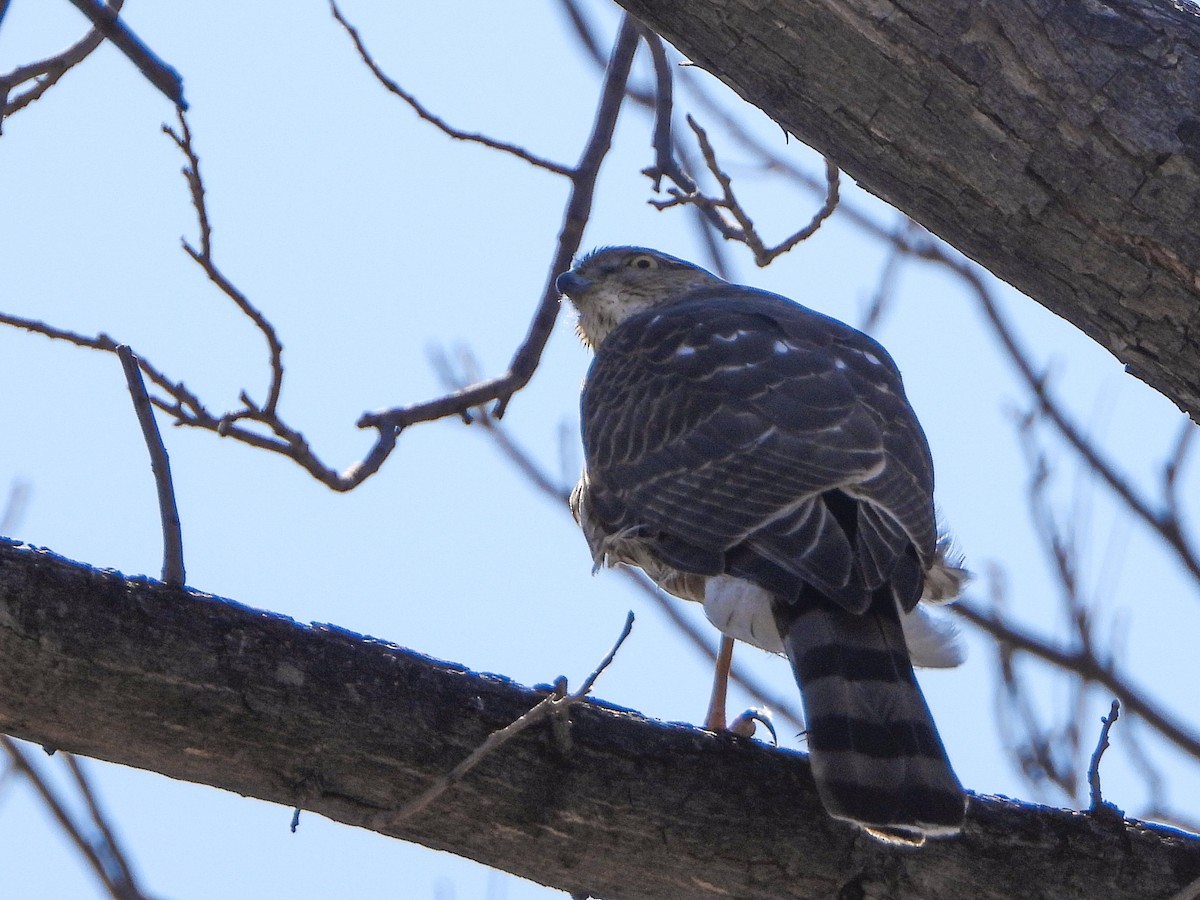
[7,20,642,492]
[117,345,185,586]
[331,1,570,176]
[1163,419,1196,525]
[859,218,919,333]
[559,5,730,270]
[678,72,901,246]
[0,738,130,899]
[63,0,186,108]
[3,112,399,492]
[0,307,394,491]
[63,754,144,895]
[651,116,840,266]
[1087,700,1123,818]
[0,0,126,129]
[564,11,907,264]
[360,15,641,430]
[954,601,1200,762]
[163,111,284,417]
[1,479,30,535]
[556,0,606,67]
[374,611,635,829]
[638,28,695,194]
[913,246,1200,586]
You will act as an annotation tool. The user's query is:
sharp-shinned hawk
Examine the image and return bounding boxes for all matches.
[556,246,967,840]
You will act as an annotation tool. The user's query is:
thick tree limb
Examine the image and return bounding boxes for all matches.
[616,0,1200,420]
[0,540,1197,899]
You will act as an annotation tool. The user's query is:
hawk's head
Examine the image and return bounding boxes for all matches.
[556,246,725,348]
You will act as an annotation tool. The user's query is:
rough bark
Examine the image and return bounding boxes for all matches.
[616,0,1200,420]
[1,539,1197,899]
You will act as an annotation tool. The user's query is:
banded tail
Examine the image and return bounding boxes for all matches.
[776,594,965,840]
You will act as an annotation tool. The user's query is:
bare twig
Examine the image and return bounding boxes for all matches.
[859,218,920,334]
[0,0,126,129]
[679,72,908,246]
[1,479,31,535]
[1163,419,1196,525]
[638,29,695,194]
[651,116,840,266]
[0,738,147,900]
[562,7,918,269]
[331,2,570,176]
[374,611,635,828]
[1087,700,1123,818]
[63,0,186,108]
[360,15,641,430]
[3,108,401,492]
[559,6,732,276]
[2,17,643,490]
[0,312,194,410]
[556,0,606,68]
[163,111,284,418]
[117,345,185,586]
[63,754,144,895]
[0,294,395,492]
[911,245,1200,587]
[954,600,1200,762]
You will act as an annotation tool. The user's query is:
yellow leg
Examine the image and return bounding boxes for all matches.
[704,635,735,731]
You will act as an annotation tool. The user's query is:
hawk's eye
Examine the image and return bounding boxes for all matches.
[629,254,659,270]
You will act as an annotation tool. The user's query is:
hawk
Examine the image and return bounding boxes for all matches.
[557,246,967,840]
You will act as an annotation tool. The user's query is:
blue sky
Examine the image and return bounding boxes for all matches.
[2,2,1198,897]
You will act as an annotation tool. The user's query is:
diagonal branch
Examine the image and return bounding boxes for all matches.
[379,611,635,828]
[911,243,1200,587]
[359,15,642,430]
[0,0,127,128]
[1,738,149,900]
[63,0,185,108]
[331,1,571,176]
[954,600,1200,763]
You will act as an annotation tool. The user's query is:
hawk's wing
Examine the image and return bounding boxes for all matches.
[580,287,936,615]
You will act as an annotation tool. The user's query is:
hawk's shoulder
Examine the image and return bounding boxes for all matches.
[589,285,906,400]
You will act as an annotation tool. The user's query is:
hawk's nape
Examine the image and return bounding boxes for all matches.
[558,246,966,840]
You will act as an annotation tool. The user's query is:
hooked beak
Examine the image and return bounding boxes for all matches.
[555,271,592,297]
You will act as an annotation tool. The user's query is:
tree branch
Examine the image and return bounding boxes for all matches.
[116,345,185,587]
[651,115,840,265]
[0,738,149,899]
[954,600,1200,763]
[616,0,1200,420]
[1,540,1198,899]
[0,0,126,129]
[63,0,185,108]
[358,15,641,429]
[331,1,571,176]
